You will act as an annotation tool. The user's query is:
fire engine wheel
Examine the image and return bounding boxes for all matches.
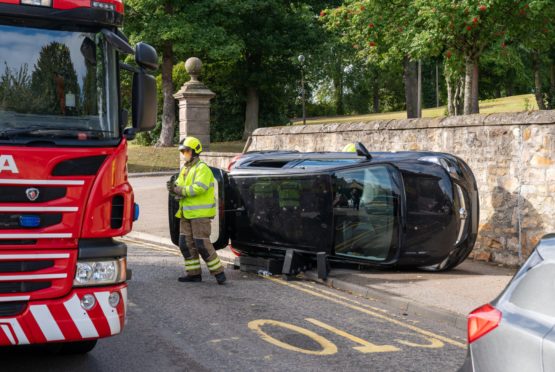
[58,340,98,354]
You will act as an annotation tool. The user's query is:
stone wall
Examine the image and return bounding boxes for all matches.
[250,111,555,266]
[201,152,238,170]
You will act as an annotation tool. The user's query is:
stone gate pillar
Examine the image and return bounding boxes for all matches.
[173,57,215,152]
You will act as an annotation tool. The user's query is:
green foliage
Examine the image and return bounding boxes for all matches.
[122,0,555,142]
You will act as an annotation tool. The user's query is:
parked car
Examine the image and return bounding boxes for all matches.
[460,234,555,372]
[168,143,479,271]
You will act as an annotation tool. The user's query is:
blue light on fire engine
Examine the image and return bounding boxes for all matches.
[19,215,41,228]
[133,203,140,222]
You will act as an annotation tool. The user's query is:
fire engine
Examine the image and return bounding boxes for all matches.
[0,0,157,353]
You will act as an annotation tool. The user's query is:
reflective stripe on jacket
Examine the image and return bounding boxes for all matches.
[174,159,216,219]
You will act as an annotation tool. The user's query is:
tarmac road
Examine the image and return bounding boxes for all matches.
[0,241,467,372]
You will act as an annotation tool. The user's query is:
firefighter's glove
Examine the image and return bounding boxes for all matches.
[173,186,185,196]
[166,180,175,193]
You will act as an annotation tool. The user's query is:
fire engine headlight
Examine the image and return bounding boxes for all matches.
[74,258,126,287]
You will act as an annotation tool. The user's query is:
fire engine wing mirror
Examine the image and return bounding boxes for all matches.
[101,29,134,55]
[130,71,157,133]
[135,43,158,71]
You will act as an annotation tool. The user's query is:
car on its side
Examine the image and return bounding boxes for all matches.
[460,234,555,372]
[169,143,479,272]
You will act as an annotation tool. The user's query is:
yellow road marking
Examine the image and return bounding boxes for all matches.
[248,319,338,356]
[264,276,466,349]
[306,318,399,353]
[394,332,444,349]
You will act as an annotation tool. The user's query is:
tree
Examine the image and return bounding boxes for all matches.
[322,1,430,119]
[125,0,239,146]
[514,2,555,109]
[212,1,321,138]
[416,0,552,115]
[31,42,80,115]
[0,64,33,113]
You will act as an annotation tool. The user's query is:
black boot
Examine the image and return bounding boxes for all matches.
[215,272,226,285]
[178,275,202,283]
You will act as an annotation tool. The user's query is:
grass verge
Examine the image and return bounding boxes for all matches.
[292,94,539,125]
[127,141,245,173]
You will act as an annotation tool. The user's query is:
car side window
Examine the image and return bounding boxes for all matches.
[333,165,397,261]
[509,263,555,318]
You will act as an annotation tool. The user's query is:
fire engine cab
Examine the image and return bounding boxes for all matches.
[0,0,157,353]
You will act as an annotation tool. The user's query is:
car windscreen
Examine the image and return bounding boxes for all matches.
[0,24,119,145]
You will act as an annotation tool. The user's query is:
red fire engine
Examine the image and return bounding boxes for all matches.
[0,0,157,353]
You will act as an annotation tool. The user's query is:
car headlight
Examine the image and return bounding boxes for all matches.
[74,258,126,287]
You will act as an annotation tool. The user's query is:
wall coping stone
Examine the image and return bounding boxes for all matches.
[202,152,241,157]
[252,110,555,137]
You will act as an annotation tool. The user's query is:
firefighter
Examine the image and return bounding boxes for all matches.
[342,143,357,152]
[166,137,226,284]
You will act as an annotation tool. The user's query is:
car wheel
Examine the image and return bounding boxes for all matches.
[58,340,97,354]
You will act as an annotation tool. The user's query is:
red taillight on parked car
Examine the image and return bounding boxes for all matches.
[228,155,243,171]
[468,304,502,344]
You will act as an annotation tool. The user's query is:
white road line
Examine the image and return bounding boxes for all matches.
[30,305,65,341]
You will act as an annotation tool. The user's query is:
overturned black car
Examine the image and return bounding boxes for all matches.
[169,143,479,272]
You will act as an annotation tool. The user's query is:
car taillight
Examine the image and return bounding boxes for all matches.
[228,155,243,171]
[468,304,502,344]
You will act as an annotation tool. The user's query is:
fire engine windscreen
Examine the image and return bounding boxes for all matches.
[0,24,119,143]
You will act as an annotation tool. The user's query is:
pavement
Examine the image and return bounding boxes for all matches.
[129,175,517,332]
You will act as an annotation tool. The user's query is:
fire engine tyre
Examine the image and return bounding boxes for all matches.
[58,340,98,354]
[168,174,181,247]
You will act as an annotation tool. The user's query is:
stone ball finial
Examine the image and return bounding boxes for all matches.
[185,57,202,82]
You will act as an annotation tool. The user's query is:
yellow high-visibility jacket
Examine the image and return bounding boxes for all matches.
[174,159,216,219]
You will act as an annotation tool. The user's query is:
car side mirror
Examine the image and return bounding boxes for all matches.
[129,70,157,134]
[135,42,158,71]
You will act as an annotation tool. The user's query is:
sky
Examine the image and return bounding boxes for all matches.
[0,24,92,88]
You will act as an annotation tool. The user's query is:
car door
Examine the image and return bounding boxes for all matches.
[331,164,402,263]
[167,166,229,250]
